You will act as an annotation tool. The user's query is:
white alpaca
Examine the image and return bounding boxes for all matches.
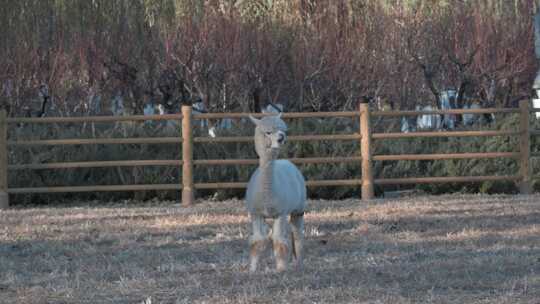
[245,114,307,272]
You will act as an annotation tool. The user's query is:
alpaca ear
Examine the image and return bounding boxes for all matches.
[249,115,260,126]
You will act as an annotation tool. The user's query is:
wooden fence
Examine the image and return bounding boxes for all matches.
[0,99,538,209]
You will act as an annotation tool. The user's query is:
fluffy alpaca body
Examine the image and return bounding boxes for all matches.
[245,115,307,272]
[246,160,305,217]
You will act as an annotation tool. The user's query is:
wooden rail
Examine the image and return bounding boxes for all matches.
[371,108,520,117]
[193,134,361,143]
[7,114,182,123]
[0,100,537,208]
[194,157,362,166]
[9,137,182,146]
[8,160,182,170]
[194,111,359,119]
[373,152,521,161]
[8,157,361,170]
[374,175,521,185]
[10,152,521,171]
[372,130,519,139]
[8,184,182,194]
[194,179,362,189]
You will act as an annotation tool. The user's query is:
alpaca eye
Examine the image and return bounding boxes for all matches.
[266,132,272,135]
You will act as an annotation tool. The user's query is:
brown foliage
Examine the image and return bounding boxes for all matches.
[0,1,537,116]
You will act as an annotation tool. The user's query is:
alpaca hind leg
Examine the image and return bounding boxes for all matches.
[290,213,305,270]
[272,215,290,272]
[249,216,269,272]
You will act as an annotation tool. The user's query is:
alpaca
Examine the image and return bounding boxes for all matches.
[245,114,307,272]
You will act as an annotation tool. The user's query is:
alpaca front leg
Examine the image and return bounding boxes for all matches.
[290,213,305,270]
[272,215,290,272]
[249,216,269,272]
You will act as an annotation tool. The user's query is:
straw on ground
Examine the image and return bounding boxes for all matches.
[1,194,539,303]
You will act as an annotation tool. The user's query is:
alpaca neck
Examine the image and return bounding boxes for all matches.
[259,152,276,167]
[254,129,280,201]
[258,152,277,199]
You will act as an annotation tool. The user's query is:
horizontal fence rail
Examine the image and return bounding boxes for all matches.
[194,111,360,119]
[9,137,182,146]
[374,175,522,185]
[7,114,182,124]
[193,134,361,143]
[193,179,363,190]
[373,152,521,161]
[372,130,520,139]
[0,99,537,208]
[8,160,183,170]
[9,157,364,171]
[8,184,182,194]
[371,108,520,117]
[193,157,362,166]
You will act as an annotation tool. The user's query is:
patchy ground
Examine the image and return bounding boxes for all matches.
[1,194,539,304]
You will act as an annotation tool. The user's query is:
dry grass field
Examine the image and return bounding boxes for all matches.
[1,194,540,304]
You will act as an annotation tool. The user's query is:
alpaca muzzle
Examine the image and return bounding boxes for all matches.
[270,131,286,148]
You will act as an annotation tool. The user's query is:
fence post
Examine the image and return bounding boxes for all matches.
[519,99,532,194]
[359,98,374,200]
[181,105,194,206]
[0,109,8,209]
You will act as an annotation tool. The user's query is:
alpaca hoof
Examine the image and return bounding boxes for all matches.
[276,263,287,272]
[249,258,260,273]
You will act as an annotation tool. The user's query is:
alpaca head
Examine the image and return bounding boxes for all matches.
[249,114,287,159]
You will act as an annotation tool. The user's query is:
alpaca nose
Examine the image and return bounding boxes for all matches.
[277,133,285,144]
